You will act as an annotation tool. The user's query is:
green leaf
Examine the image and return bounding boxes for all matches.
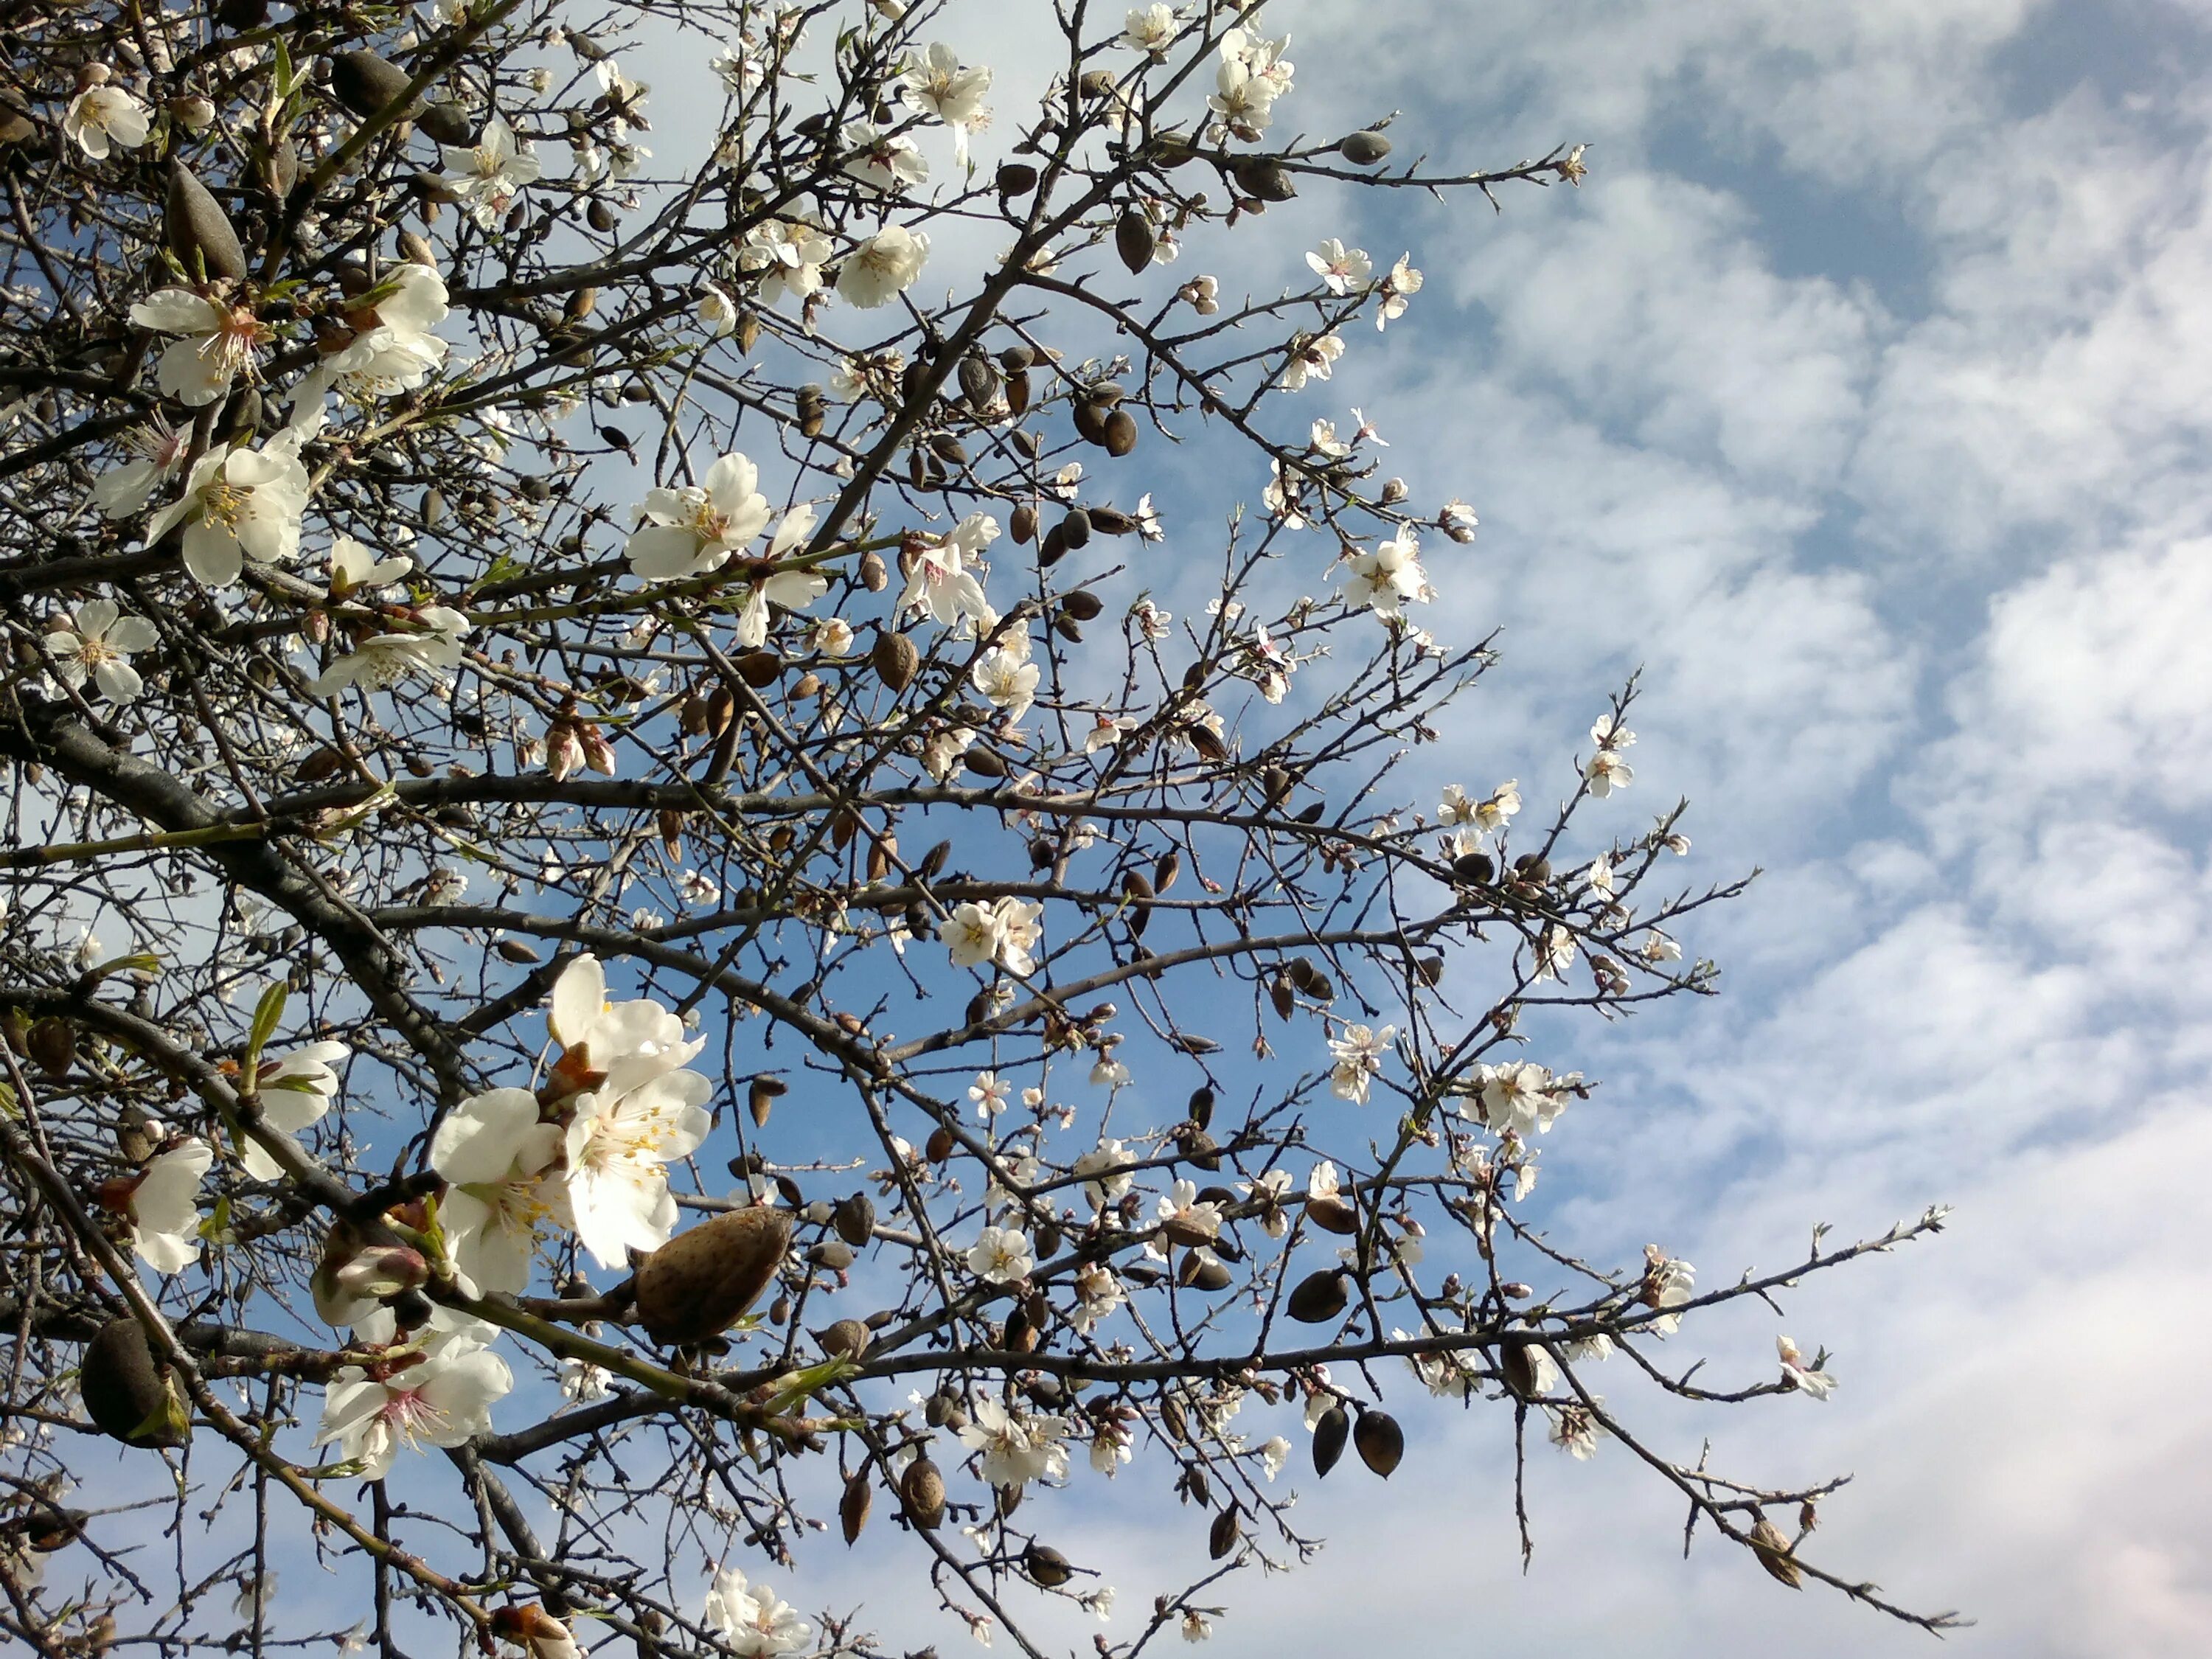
[247,981,287,1054]
[84,951,162,981]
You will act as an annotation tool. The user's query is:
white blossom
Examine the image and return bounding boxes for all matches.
[1377,253,1423,329]
[1340,529,1430,619]
[967,1225,1034,1283]
[627,453,771,580]
[128,291,268,408]
[841,120,928,192]
[958,1397,1070,1489]
[128,1139,212,1274]
[309,607,470,698]
[440,117,542,229]
[431,1088,569,1296]
[900,44,992,164]
[242,1040,349,1180]
[1121,6,1176,52]
[899,514,998,625]
[1305,238,1371,295]
[46,599,158,705]
[705,1566,811,1658]
[145,438,310,588]
[1074,1139,1135,1208]
[740,218,833,308]
[65,86,151,159]
[1326,1023,1394,1104]
[837,223,930,309]
[1777,1335,1837,1400]
[1278,332,1343,392]
[316,1337,512,1480]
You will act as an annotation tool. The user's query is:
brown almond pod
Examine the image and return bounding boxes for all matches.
[1286,1269,1349,1324]
[495,939,541,964]
[808,1240,855,1272]
[872,630,919,693]
[1312,1404,1349,1477]
[1354,1410,1404,1478]
[1231,159,1298,202]
[1500,1340,1543,1401]
[294,745,347,782]
[1011,502,1038,545]
[633,1206,793,1345]
[166,160,247,282]
[1339,130,1393,165]
[901,1457,947,1528]
[1183,1256,1233,1293]
[417,101,475,147]
[1160,1215,1216,1250]
[1006,369,1031,415]
[1153,850,1180,893]
[329,50,413,120]
[81,1318,187,1449]
[1116,207,1157,274]
[1304,1193,1359,1235]
[996,162,1040,195]
[1208,1507,1241,1560]
[832,1193,875,1247]
[1159,1393,1189,1444]
[1072,400,1113,447]
[1024,1544,1073,1585]
[957,352,1000,408]
[27,1016,74,1077]
[1750,1514,1805,1589]
[840,1472,872,1544]
[925,1124,956,1163]
[818,1318,869,1359]
[859,549,889,591]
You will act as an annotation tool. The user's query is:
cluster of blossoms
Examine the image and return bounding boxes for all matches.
[704,1566,812,1658]
[943,895,1045,976]
[1206,21,1295,142]
[1438,779,1523,852]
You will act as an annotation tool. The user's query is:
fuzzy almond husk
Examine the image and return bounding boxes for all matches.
[633,1206,793,1344]
[82,1318,187,1448]
[1311,1403,1349,1478]
[1286,1269,1349,1324]
[1353,1409,1404,1478]
[328,51,413,120]
[166,160,246,282]
[901,1457,947,1529]
[840,1472,872,1545]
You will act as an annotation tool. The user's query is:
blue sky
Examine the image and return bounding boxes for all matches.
[1191,3,2212,1653]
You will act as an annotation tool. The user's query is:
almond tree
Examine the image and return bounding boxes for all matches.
[0,3,1956,1655]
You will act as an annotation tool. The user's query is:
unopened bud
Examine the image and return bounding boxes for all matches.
[334,1245,430,1302]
